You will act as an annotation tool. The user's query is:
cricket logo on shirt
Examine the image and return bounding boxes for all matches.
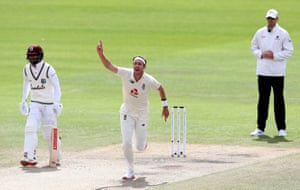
[130,88,139,98]
[31,78,47,90]
[41,78,47,84]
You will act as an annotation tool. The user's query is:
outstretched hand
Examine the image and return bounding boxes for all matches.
[162,107,169,122]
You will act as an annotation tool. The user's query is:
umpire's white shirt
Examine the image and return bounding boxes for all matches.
[251,24,294,76]
[116,67,161,118]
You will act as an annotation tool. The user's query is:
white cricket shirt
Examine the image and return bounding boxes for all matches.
[116,67,161,117]
[251,24,293,76]
[23,61,61,104]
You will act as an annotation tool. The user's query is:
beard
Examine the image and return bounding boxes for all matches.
[30,60,40,65]
[28,56,41,65]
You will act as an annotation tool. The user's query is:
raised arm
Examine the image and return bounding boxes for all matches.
[96,40,118,74]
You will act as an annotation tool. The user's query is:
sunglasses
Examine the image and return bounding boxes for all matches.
[267,17,276,20]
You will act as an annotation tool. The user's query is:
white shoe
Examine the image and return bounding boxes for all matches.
[20,152,38,166]
[20,157,38,166]
[250,128,264,136]
[278,130,286,137]
[122,171,136,180]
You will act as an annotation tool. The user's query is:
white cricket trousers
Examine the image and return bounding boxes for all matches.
[23,102,61,160]
[120,113,148,173]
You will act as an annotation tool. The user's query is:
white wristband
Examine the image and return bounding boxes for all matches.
[161,99,168,108]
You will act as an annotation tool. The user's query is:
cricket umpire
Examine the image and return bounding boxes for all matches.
[250,9,294,137]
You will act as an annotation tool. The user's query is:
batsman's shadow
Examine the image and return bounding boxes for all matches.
[95,177,167,190]
[253,135,293,144]
[21,165,60,173]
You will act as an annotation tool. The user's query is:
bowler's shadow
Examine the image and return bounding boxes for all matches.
[253,135,293,144]
[95,177,167,190]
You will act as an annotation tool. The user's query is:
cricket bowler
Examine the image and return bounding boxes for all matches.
[96,40,169,180]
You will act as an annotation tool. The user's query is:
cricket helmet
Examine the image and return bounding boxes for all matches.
[26,44,44,64]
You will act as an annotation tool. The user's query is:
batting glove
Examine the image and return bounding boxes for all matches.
[53,103,63,117]
[19,102,29,116]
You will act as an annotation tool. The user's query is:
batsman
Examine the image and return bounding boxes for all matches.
[96,40,169,180]
[19,44,63,167]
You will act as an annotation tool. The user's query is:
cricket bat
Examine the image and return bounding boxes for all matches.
[49,128,58,168]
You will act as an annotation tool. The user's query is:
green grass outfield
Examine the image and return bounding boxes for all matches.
[1,0,300,189]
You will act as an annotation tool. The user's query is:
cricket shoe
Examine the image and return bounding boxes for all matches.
[56,160,61,167]
[278,130,286,137]
[20,158,38,166]
[122,172,136,180]
[250,128,264,136]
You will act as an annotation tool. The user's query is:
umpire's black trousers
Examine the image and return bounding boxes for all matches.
[257,75,286,131]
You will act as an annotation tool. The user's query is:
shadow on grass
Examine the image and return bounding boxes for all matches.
[95,177,167,190]
[253,135,293,144]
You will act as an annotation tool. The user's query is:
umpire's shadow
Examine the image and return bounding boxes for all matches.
[253,135,293,144]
